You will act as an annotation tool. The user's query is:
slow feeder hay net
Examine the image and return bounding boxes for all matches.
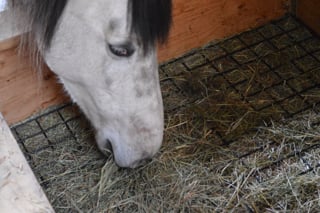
[11,15,320,212]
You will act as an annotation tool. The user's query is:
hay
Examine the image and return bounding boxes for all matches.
[11,16,320,212]
[36,108,320,212]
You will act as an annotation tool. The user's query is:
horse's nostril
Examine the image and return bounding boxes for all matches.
[100,139,113,155]
[106,139,112,150]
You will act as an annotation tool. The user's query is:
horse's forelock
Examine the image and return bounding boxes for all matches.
[130,0,172,53]
[35,0,68,49]
[11,0,172,52]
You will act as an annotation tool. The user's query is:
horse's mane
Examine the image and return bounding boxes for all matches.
[9,0,172,53]
[130,0,172,52]
[9,0,68,52]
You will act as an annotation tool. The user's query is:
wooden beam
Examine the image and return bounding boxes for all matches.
[296,0,320,35]
[0,113,54,212]
[0,36,69,124]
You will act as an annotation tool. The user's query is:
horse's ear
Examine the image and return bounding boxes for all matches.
[130,0,172,53]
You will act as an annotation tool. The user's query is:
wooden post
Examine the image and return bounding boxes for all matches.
[0,113,54,213]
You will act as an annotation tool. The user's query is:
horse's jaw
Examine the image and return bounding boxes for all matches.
[55,58,164,169]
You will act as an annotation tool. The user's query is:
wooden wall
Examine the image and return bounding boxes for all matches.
[0,37,68,124]
[296,0,320,35]
[0,0,289,124]
[159,0,289,61]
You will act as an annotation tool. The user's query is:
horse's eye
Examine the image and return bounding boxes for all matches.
[108,43,135,57]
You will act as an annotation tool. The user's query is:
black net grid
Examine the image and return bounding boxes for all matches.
[9,15,320,210]
[160,15,320,144]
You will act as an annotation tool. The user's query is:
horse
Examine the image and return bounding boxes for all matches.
[9,0,172,168]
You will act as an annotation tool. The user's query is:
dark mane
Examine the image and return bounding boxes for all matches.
[130,0,172,52]
[10,0,68,49]
[10,0,172,52]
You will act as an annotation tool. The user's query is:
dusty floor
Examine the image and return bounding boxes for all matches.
[10,15,320,212]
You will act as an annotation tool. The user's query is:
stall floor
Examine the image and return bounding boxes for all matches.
[10,15,320,212]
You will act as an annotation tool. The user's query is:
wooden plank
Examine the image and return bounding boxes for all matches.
[0,113,54,213]
[0,37,69,124]
[0,36,20,52]
[296,0,320,35]
[158,0,289,61]
[0,0,289,124]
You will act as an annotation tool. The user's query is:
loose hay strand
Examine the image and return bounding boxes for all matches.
[10,15,320,212]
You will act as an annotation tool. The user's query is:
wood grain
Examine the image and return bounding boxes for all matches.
[158,0,289,61]
[0,37,68,124]
[0,113,54,212]
[297,0,320,35]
